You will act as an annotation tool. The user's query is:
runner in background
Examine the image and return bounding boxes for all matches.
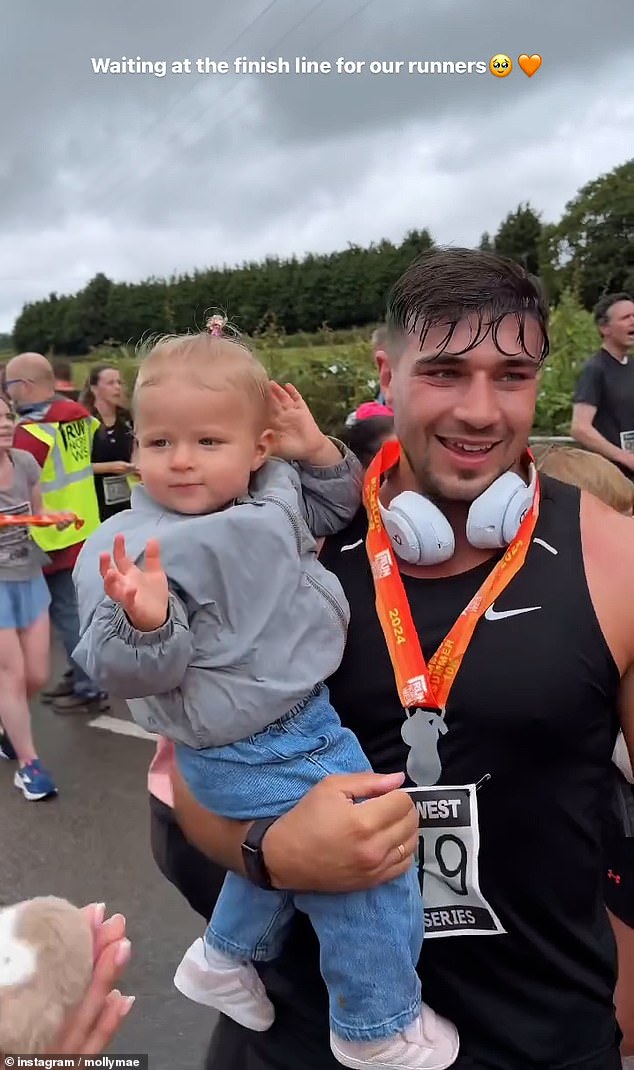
[52,360,79,402]
[535,444,634,1062]
[0,393,61,799]
[371,325,389,405]
[341,411,395,469]
[4,352,106,714]
[571,293,634,479]
[79,365,135,522]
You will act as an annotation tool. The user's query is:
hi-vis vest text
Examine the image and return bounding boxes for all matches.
[22,416,101,552]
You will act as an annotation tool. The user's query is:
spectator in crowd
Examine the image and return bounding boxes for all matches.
[344,399,393,430]
[571,293,634,478]
[4,352,106,714]
[79,365,136,522]
[0,393,60,799]
[52,360,79,401]
[371,325,389,405]
[342,412,395,469]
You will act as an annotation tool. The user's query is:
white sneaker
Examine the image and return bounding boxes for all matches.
[330,1005,459,1070]
[173,937,275,1031]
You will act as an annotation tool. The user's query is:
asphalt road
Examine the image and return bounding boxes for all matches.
[0,643,217,1070]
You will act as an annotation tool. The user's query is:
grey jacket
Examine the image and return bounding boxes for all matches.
[72,446,362,748]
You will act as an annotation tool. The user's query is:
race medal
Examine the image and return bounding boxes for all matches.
[363,441,540,938]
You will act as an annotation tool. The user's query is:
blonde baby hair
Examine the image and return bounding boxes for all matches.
[534,444,634,516]
[133,314,270,427]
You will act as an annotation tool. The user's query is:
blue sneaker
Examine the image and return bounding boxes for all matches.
[0,732,17,760]
[14,759,58,801]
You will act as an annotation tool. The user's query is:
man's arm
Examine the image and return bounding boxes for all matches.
[570,402,634,470]
[171,764,419,893]
[30,482,44,515]
[619,664,634,774]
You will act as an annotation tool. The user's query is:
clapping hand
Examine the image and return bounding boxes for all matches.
[99,534,169,632]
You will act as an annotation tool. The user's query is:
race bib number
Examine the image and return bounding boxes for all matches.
[405,784,505,939]
[0,500,31,567]
[103,475,131,506]
[620,430,634,453]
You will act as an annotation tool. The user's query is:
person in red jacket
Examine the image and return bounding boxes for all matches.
[4,353,107,714]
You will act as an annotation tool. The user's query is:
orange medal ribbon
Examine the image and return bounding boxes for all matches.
[363,438,540,712]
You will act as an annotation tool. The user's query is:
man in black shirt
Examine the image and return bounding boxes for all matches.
[172,249,634,1070]
[571,292,634,477]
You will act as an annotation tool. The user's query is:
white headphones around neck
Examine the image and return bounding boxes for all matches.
[379,464,537,565]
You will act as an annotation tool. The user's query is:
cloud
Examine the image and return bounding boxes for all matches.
[1,0,633,331]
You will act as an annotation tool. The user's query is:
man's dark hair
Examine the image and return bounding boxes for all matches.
[386,247,550,364]
[593,292,633,327]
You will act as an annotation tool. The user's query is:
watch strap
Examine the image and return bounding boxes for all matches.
[241,816,278,890]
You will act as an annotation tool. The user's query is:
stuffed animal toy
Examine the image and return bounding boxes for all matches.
[0,896,93,1054]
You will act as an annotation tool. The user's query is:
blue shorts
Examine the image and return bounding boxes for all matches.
[0,574,50,630]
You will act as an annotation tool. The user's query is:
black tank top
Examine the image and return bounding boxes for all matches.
[319,473,621,1067]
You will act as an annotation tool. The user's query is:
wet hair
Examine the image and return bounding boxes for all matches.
[133,319,270,427]
[385,247,550,365]
[341,415,395,469]
[593,292,633,327]
[534,444,634,515]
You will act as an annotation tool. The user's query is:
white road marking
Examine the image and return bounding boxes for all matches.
[88,714,158,742]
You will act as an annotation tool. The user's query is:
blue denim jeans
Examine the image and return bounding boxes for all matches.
[176,686,423,1042]
[45,568,99,697]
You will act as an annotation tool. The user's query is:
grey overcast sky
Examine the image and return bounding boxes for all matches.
[2,0,632,331]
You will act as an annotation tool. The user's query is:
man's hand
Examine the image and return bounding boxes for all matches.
[172,767,418,892]
[263,772,418,891]
[51,904,134,1057]
[99,534,169,632]
[269,382,340,465]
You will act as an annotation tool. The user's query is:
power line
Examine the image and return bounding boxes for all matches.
[93,0,376,217]
[91,0,331,215]
[87,0,282,209]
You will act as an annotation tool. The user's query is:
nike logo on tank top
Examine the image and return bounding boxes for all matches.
[319,474,621,1069]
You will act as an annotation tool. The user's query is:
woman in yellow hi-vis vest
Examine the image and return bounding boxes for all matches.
[6,352,109,715]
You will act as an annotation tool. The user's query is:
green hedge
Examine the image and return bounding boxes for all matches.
[11,293,599,438]
[71,341,377,438]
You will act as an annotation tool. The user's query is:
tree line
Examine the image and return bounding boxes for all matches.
[11,159,634,357]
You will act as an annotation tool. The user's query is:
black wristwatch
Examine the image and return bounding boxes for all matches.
[241,817,279,890]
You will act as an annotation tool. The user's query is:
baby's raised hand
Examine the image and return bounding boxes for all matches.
[99,534,169,632]
[269,382,332,463]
